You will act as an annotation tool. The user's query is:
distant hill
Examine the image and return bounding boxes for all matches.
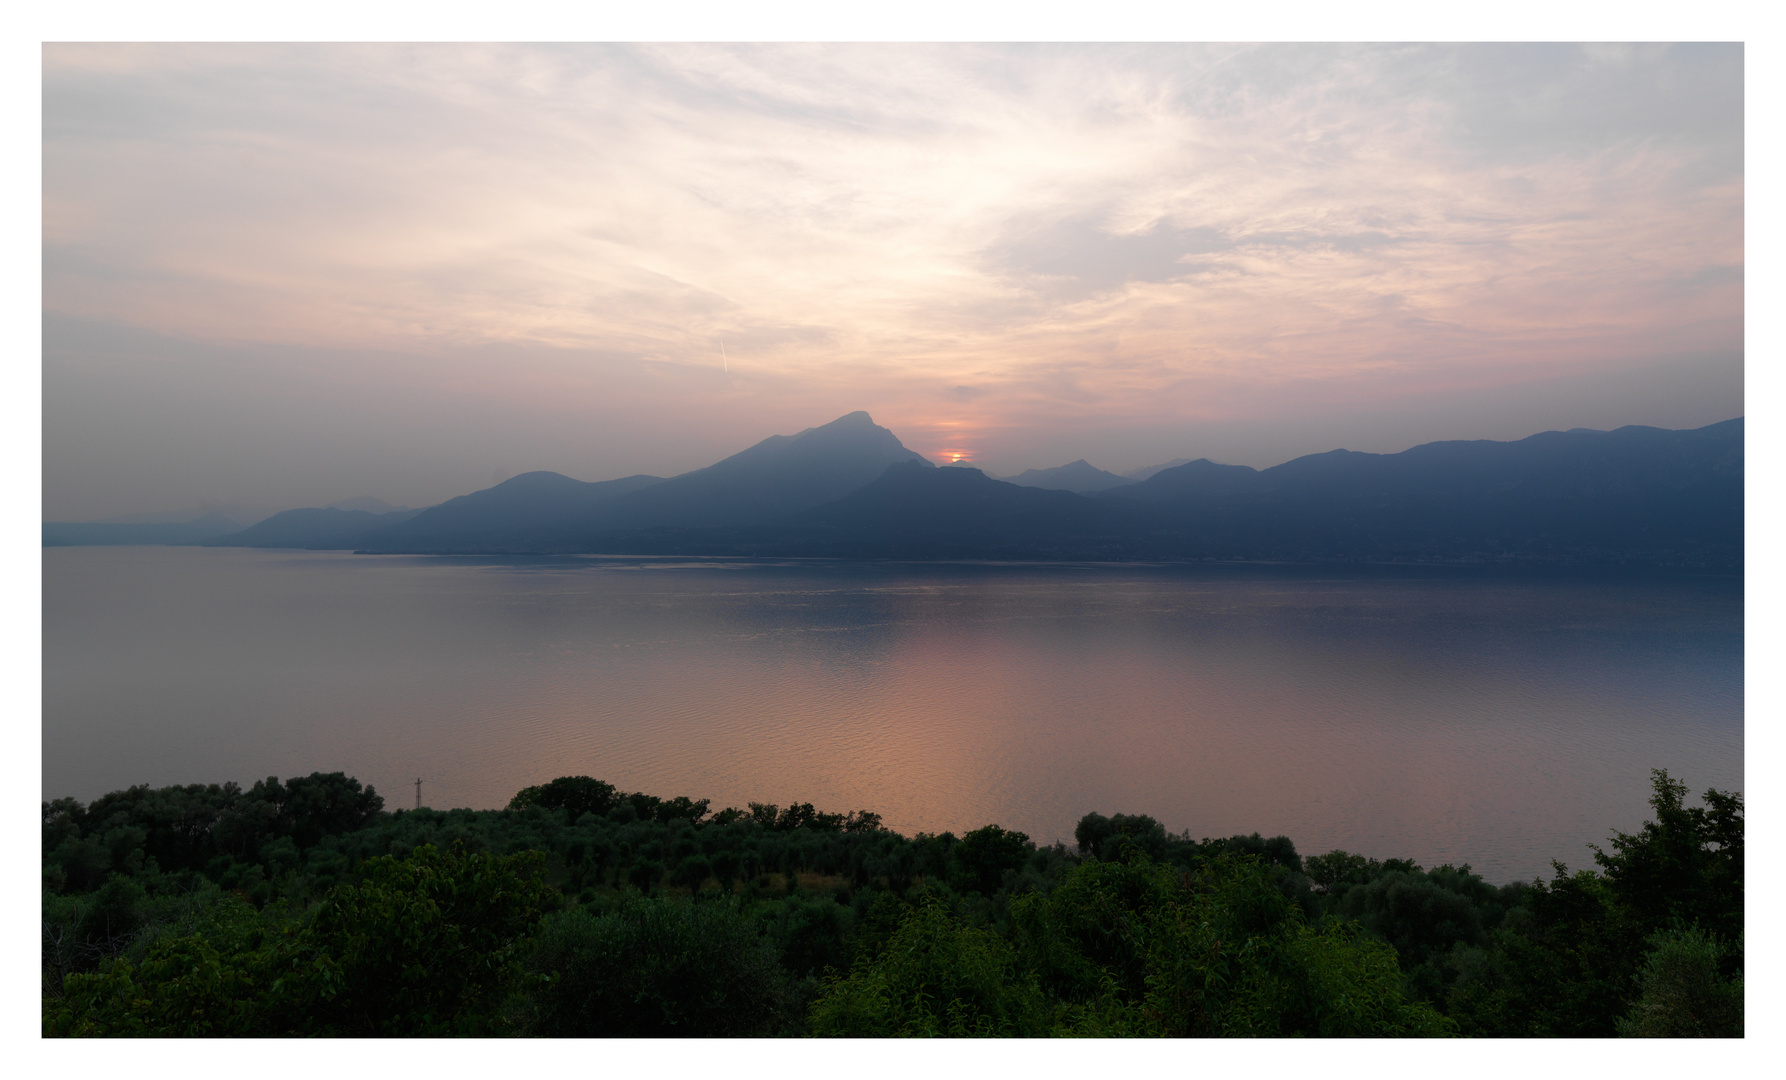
[1125,458,1197,481]
[1003,459,1135,493]
[358,472,663,553]
[209,507,424,549]
[1110,458,1268,499]
[45,499,403,547]
[1102,419,1742,564]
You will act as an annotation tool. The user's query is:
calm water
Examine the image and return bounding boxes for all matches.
[43,546,1742,883]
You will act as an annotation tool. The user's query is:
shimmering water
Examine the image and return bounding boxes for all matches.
[42,546,1742,883]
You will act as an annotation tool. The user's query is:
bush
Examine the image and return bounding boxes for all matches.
[809,900,1052,1037]
[1616,927,1743,1038]
[525,896,795,1036]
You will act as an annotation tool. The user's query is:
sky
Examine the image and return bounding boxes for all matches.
[42,42,1745,520]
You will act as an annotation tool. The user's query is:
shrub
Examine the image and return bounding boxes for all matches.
[809,900,1052,1037]
[1616,927,1743,1038]
[525,896,794,1036]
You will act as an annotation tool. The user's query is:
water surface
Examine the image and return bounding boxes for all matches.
[43,547,1742,883]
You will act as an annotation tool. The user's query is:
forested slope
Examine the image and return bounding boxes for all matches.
[42,771,1741,1037]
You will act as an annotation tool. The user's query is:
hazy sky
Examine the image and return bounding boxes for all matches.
[42,43,1743,519]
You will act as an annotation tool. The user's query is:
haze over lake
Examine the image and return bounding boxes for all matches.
[43,546,1741,883]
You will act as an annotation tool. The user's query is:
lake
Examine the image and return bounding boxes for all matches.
[42,546,1742,883]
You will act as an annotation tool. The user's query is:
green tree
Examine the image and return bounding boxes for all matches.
[1446,772,1744,1037]
[628,858,665,894]
[949,824,1031,895]
[673,854,712,893]
[710,850,741,893]
[1592,769,1743,943]
[506,776,619,819]
[809,900,1052,1037]
[1073,811,1167,861]
[1616,927,1743,1037]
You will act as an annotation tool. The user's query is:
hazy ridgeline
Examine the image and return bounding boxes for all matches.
[44,770,1741,1037]
[48,413,1742,568]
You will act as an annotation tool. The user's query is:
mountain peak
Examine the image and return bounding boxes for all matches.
[793,411,878,438]
[1006,458,1134,493]
[532,410,933,531]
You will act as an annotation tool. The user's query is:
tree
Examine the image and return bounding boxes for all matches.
[673,854,712,894]
[506,776,618,819]
[1209,832,1302,873]
[1073,812,1166,861]
[949,824,1031,895]
[628,858,665,894]
[710,850,742,893]
[1592,769,1743,943]
[655,795,712,824]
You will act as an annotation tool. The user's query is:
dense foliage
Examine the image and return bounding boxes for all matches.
[43,769,1740,1037]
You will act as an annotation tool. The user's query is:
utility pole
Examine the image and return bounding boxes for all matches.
[414,777,423,810]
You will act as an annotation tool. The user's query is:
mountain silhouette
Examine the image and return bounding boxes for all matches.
[354,411,932,553]
[1125,457,1196,481]
[1102,419,1742,563]
[359,471,663,553]
[1003,459,1135,493]
[636,418,1742,565]
[208,507,423,549]
[576,410,931,528]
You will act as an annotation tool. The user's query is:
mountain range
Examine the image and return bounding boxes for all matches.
[45,412,1743,567]
[1000,459,1136,493]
